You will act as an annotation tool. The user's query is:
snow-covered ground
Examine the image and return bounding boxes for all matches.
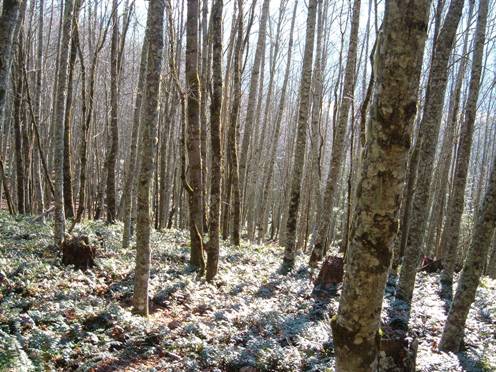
[0,212,494,371]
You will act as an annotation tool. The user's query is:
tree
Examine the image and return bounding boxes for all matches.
[121,33,148,248]
[0,0,22,123]
[283,0,317,272]
[396,0,465,304]
[225,0,244,246]
[239,0,270,209]
[185,0,205,269]
[439,146,495,351]
[53,0,74,245]
[105,0,120,223]
[133,0,165,316]
[206,0,223,282]
[439,0,488,289]
[309,0,361,268]
[330,0,430,370]
[438,0,492,342]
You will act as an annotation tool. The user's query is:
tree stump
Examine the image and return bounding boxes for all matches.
[61,235,96,270]
[419,256,443,273]
[380,337,418,372]
[312,255,344,298]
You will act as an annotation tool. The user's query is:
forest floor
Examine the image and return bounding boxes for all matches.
[0,211,495,371]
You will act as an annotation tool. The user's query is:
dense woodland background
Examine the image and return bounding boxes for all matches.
[0,0,496,370]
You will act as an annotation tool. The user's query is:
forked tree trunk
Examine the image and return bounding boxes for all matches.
[331,1,429,370]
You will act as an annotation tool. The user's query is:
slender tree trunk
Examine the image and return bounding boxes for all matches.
[53,0,74,245]
[282,0,317,272]
[257,0,298,244]
[122,33,148,248]
[309,0,361,268]
[105,0,119,223]
[439,35,493,349]
[206,0,223,282]
[186,0,206,268]
[439,0,487,289]
[331,1,430,370]
[0,0,22,125]
[225,0,244,246]
[396,0,465,304]
[62,0,82,220]
[238,0,270,209]
[133,0,164,317]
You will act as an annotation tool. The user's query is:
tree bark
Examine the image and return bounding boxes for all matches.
[309,0,361,268]
[0,0,22,124]
[53,0,74,245]
[121,33,148,248]
[133,0,165,317]
[396,0,465,304]
[206,0,223,282]
[105,0,120,223]
[282,0,317,272]
[238,0,270,209]
[439,25,493,348]
[439,0,487,288]
[186,0,206,268]
[331,1,430,370]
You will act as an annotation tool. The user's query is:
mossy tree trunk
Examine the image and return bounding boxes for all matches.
[331,1,430,370]
[396,0,465,304]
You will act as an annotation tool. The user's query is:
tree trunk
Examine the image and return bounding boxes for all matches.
[53,0,74,245]
[62,0,82,220]
[238,0,270,210]
[186,0,206,268]
[105,0,119,223]
[121,33,148,248]
[206,0,223,282]
[331,1,430,370]
[225,0,244,247]
[133,0,164,317]
[257,0,298,244]
[438,19,493,347]
[439,0,487,289]
[282,0,317,272]
[0,0,22,124]
[396,0,465,304]
[309,0,361,268]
